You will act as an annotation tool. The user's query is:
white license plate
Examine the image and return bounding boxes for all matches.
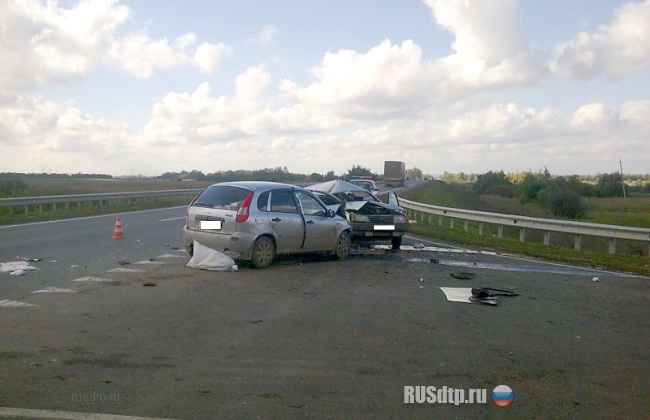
[374,225,395,231]
[200,220,222,230]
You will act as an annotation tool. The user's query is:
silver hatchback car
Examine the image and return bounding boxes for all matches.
[183,181,352,268]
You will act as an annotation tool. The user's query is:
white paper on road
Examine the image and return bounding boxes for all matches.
[187,241,237,272]
[0,261,37,273]
[439,287,473,303]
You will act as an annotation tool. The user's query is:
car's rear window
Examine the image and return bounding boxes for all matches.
[192,186,250,210]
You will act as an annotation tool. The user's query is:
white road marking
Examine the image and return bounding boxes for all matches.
[158,216,185,222]
[0,407,179,420]
[156,254,184,258]
[0,206,186,230]
[31,287,76,293]
[72,276,115,282]
[107,268,145,273]
[0,299,37,307]
[134,260,165,265]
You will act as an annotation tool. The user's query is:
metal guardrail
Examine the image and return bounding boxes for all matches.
[400,197,650,255]
[0,189,203,212]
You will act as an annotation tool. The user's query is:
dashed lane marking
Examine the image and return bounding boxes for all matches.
[0,299,37,307]
[31,287,76,293]
[0,407,179,420]
[72,276,115,282]
[107,268,145,273]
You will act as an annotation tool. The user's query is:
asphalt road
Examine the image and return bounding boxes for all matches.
[1,204,648,419]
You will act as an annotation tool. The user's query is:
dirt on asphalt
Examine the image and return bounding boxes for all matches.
[1,243,648,419]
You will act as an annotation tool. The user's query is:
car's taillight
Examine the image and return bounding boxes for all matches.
[236,192,254,223]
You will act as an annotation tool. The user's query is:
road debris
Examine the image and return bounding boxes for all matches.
[10,270,26,276]
[142,282,157,287]
[592,277,600,282]
[450,271,475,279]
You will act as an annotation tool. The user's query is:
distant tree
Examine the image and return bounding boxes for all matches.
[406,167,423,179]
[347,165,376,179]
[596,173,624,197]
[473,171,511,194]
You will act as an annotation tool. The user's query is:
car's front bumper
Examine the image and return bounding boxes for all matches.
[349,222,409,240]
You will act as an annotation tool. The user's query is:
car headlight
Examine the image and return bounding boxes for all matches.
[349,213,369,222]
[393,214,408,224]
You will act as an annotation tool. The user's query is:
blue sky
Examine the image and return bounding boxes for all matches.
[1,0,648,177]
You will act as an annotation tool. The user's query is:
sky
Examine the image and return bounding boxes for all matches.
[1,0,649,177]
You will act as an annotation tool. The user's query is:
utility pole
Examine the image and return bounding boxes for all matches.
[619,158,627,199]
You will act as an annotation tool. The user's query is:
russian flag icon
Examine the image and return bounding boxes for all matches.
[492,385,514,407]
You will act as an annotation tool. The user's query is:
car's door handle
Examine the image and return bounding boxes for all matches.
[272,217,281,222]
[306,220,314,224]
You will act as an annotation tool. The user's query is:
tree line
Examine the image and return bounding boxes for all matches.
[442,169,650,219]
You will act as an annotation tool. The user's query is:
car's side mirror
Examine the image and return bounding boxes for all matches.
[388,191,399,206]
[327,209,336,218]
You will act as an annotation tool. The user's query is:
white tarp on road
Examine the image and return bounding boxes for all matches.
[187,241,238,272]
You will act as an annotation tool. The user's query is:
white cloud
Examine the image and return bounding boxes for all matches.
[109,32,190,78]
[424,0,548,87]
[142,67,272,145]
[249,25,278,45]
[192,42,232,73]
[0,94,141,174]
[0,0,232,90]
[0,0,130,93]
[552,0,650,79]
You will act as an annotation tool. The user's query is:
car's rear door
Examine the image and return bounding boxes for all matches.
[267,189,304,252]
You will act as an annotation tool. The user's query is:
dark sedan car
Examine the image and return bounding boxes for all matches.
[308,180,409,250]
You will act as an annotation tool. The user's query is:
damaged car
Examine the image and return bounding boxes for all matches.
[307,180,409,250]
[183,181,352,268]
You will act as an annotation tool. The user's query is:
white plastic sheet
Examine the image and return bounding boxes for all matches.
[439,287,473,303]
[187,241,238,272]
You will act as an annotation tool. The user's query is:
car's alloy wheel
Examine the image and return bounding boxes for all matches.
[334,231,351,260]
[252,236,275,269]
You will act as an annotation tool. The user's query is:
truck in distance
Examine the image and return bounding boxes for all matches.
[384,161,406,187]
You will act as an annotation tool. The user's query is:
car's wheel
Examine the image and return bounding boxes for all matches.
[391,236,402,251]
[333,231,351,260]
[251,236,275,269]
[187,243,194,257]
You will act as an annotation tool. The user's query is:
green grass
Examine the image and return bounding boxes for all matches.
[401,181,650,276]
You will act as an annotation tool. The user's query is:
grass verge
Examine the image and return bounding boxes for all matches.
[401,181,650,276]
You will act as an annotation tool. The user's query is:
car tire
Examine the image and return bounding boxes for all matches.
[333,231,351,260]
[252,236,275,269]
[391,236,402,251]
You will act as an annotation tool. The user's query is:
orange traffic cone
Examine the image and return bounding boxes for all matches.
[111,216,124,239]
